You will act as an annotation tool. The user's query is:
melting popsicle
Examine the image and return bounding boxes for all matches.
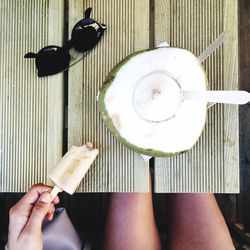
[49,142,98,199]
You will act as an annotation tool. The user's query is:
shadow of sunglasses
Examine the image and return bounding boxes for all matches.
[24,7,106,77]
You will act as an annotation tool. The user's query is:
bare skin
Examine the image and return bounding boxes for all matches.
[103,176,161,250]
[8,184,234,250]
[168,194,234,250]
[103,178,234,250]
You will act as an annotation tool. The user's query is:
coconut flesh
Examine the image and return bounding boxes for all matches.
[98,47,208,157]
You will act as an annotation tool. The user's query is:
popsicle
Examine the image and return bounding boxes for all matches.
[49,142,98,199]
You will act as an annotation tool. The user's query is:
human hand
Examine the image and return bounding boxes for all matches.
[8,184,60,250]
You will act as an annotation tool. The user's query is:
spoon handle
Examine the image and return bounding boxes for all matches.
[183,91,250,105]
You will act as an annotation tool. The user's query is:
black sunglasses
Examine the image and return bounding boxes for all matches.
[24,7,106,77]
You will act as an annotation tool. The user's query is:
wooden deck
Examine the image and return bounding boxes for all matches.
[0,0,240,193]
[1,0,250,247]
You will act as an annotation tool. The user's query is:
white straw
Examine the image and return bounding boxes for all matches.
[198,32,228,63]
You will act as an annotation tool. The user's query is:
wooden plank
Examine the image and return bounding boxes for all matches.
[68,0,84,147]
[215,194,237,223]
[68,0,150,192]
[46,1,65,177]
[0,0,64,191]
[0,193,24,244]
[154,0,239,192]
[238,0,250,230]
[230,223,250,247]
[223,0,239,192]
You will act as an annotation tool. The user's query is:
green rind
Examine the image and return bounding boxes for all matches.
[98,47,208,157]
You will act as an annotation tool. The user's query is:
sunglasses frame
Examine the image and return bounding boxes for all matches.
[24,7,107,77]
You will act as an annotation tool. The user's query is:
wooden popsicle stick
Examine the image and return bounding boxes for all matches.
[50,186,63,200]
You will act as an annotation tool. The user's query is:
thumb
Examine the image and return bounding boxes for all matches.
[24,192,52,233]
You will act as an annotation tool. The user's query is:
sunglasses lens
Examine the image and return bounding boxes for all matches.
[35,46,70,77]
[72,21,105,52]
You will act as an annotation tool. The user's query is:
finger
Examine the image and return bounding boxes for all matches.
[52,195,60,205]
[46,204,55,221]
[23,192,52,234]
[48,203,55,215]
[8,185,51,239]
[46,209,55,221]
[46,213,53,221]
[14,184,52,212]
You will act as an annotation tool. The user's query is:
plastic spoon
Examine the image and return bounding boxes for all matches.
[183,90,250,105]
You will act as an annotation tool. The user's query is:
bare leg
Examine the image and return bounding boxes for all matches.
[103,175,161,250]
[168,194,234,250]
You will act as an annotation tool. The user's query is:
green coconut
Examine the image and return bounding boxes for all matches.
[98,46,208,157]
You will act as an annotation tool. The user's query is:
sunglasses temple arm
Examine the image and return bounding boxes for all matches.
[24,52,37,58]
[85,7,92,18]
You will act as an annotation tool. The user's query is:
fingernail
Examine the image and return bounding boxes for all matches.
[39,192,51,203]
